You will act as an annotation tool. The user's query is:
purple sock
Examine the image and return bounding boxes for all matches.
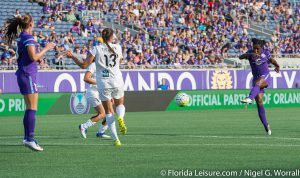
[25,109,36,142]
[249,84,261,100]
[257,105,269,132]
[23,110,29,140]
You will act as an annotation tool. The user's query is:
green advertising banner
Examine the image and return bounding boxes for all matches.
[1,89,300,116]
[167,89,300,111]
[0,93,91,116]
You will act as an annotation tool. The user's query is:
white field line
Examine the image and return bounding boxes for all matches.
[187,135,300,140]
[1,143,300,147]
[125,134,300,141]
[1,135,300,140]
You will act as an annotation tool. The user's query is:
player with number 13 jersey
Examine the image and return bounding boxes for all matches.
[91,42,124,90]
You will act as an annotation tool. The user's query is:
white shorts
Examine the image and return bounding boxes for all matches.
[85,87,102,107]
[98,87,124,101]
[86,97,102,108]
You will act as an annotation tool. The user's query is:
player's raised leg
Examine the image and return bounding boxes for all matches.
[241,77,267,104]
[255,93,271,135]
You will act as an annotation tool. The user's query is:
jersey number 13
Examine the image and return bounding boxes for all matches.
[104,54,117,68]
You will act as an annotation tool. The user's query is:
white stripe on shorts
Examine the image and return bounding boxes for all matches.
[28,76,34,94]
[261,74,270,80]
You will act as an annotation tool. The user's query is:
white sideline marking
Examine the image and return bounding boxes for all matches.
[187,135,300,140]
[0,136,64,139]
[1,143,300,147]
[126,134,300,141]
[1,135,300,140]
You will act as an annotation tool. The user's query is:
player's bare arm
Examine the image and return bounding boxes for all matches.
[239,53,251,60]
[27,42,54,61]
[269,57,280,73]
[84,71,97,85]
[66,51,94,69]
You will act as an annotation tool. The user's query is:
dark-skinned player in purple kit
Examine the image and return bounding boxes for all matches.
[239,38,280,136]
[2,14,55,151]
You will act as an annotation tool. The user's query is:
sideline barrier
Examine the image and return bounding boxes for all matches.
[0,89,300,116]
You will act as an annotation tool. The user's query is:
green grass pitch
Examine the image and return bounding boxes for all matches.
[0,107,300,178]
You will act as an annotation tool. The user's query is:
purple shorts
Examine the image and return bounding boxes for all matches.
[252,74,271,93]
[17,73,38,95]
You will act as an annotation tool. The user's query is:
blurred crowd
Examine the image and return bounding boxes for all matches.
[0,0,299,69]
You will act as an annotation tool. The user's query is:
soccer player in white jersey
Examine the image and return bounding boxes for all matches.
[66,28,127,146]
[79,62,111,139]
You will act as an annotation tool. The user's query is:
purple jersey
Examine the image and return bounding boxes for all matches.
[247,49,271,78]
[16,32,38,75]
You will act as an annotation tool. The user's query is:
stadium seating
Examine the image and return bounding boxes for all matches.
[0,0,299,69]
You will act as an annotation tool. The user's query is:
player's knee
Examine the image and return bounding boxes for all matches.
[110,107,115,114]
[26,104,37,110]
[114,98,124,106]
[255,81,261,87]
[257,98,263,105]
[257,79,267,89]
[262,82,268,88]
[100,113,106,119]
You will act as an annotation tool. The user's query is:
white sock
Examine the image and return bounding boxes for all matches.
[106,114,119,141]
[98,124,108,134]
[116,105,125,119]
[82,119,96,129]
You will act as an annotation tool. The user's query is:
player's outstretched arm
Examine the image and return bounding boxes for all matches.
[28,42,55,61]
[270,57,280,73]
[66,51,94,69]
[239,53,250,60]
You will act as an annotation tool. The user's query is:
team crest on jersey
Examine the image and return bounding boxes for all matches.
[260,53,266,58]
[255,59,263,65]
[70,93,90,114]
[211,69,233,89]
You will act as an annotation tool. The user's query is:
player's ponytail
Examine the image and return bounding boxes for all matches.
[2,14,32,45]
[102,28,116,55]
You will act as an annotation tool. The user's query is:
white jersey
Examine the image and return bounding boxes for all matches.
[86,63,97,88]
[85,63,98,99]
[90,43,124,89]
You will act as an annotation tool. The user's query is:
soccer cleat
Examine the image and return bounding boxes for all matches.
[22,139,26,145]
[240,97,253,104]
[79,124,87,139]
[24,140,43,151]
[267,125,272,136]
[115,139,122,147]
[117,117,127,135]
[96,132,111,139]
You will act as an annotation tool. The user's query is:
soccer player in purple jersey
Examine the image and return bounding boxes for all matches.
[239,39,280,135]
[2,14,54,151]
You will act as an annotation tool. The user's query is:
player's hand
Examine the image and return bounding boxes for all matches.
[45,42,55,51]
[275,66,280,73]
[66,50,74,58]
